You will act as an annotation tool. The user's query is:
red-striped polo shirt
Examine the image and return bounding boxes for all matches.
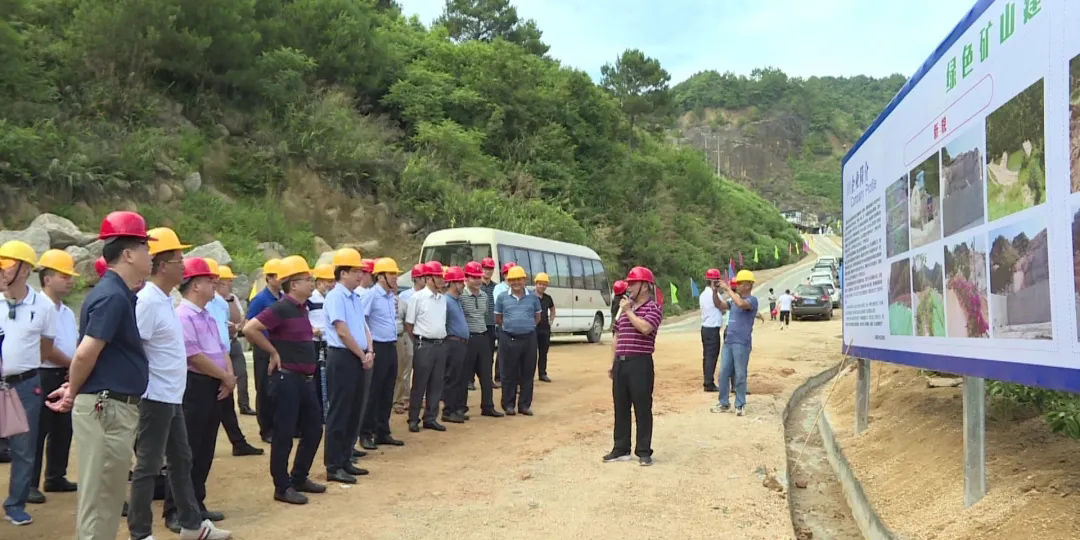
[614,300,663,356]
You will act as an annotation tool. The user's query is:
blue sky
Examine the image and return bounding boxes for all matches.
[989,214,1047,245]
[944,119,984,157]
[397,0,978,84]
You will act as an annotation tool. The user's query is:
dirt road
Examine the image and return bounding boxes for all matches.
[5,318,844,540]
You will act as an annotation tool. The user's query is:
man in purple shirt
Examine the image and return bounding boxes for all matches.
[166,257,236,529]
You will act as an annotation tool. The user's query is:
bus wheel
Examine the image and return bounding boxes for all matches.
[586,314,603,343]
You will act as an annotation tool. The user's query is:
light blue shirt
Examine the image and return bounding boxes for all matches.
[360,283,398,343]
[323,282,369,351]
[399,287,419,304]
[445,294,470,339]
[492,282,510,310]
[494,289,541,335]
[207,293,231,350]
[724,295,759,346]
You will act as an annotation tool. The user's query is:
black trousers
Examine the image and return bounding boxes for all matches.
[465,333,495,412]
[780,310,791,325]
[219,387,247,447]
[253,347,275,439]
[499,330,537,411]
[536,326,551,378]
[361,341,398,438]
[442,339,469,415]
[701,326,721,387]
[269,370,323,492]
[408,339,447,424]
[32,367,72,488]
[324,347,365,472]
[164,372,222,518]
[611,354,654,457]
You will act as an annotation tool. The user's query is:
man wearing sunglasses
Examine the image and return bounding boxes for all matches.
[0,241,56,527]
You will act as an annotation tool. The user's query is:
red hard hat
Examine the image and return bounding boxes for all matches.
[626,266,655,284]
[501,262,515,275]
[729,279,738,288]
[360,259,375,273]
[182,257,216,281]
[613,280,628,295]
[481,257,496,269]
[94,257,107,279]
[425,261,444,277]
[464,261,484,278]
[705,268,722,280]
[444,266,466,283]
[411,263,426,278]
[99,211,156,241]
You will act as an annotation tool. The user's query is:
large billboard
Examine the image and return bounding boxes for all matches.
[841,0,1080,392]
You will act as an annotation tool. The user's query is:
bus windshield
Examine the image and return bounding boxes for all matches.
[421,244,493,267]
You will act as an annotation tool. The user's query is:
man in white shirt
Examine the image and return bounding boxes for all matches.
[0,241,56,526]
[29,250,81,506]
[128,228,230,540]
[404,261,448,433]
[393,264,426,414]
[777,289,794,329]
[699,268,724,393]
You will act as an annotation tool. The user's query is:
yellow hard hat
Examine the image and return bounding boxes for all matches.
[146,227,191,256]
[263,258,281,276]
[217,265,236,280]
[506,266,527,280]
[534,272,549,284]
[372,257,400,275]
[331,248,363,268]
[0,240,38,267]
[735,269,756,283]
[203,258,221,277]
[312,264,335,280]
[277,255,311,280]
[37,249,79,276]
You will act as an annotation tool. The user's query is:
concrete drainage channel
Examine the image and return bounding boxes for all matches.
[783,363,902,540]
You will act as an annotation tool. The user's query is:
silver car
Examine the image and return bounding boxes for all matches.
[810,276,840,307]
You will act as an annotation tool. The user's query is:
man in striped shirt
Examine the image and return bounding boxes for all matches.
[604,266,663,467]
[461,262,501,417]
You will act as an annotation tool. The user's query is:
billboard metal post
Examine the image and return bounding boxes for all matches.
[855,358,870,435]
[963,376,987,507]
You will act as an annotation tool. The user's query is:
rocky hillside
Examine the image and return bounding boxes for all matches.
[671,68,906,219]
[1,0,805,302]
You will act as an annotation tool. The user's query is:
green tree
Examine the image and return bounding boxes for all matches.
[599,49,671,152]
[435,0,548,56]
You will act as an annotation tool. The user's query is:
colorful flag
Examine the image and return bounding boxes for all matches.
[774,245,780,260]
[738,252,744,267]
[728,259,736,279]
[753,248,759,264]
[803,241,810,253]
[690,278,700,298]
[669,282,679,305]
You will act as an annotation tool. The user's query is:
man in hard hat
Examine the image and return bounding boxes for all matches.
[0,241,56,525]
[440,266,470,424]
[128,230,232,540]
[247,259,282,443]
[712,270,764,417]
[308,264,335,419]
[320,249,372,484]
[242,256,326,505]
[207,262,262,456]
[699,268,724,393]
[28,250,80,506]
[42,212,154,539]
[479,258,499,388]
[460,262,501,418]
[533,273,555,383]
[404,261,448,432]
[393,264,425,415]
[358,258,405,449]
[356,259,375,295]
[494,266,542,416]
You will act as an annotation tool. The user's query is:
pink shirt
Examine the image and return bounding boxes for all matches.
[176,299,229,375]
[614,300,663,356]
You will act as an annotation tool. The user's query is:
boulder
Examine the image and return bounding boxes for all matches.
[83,239,104,259]
[0,227,51,258]
[314,251,335,267]
[29,213,97,249]
[187,241,232,266]
[74,257,99,280]
[155,183,175,203]
[65,245,92,264]
[256,242,285,260]
[356,239,381,254]
[231,274,252,304]
[313,236,332,254]
[184,172,202,193]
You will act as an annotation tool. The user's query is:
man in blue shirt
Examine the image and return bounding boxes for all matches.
[712,270,765,417]
[247,259,282,443]
[494,266,542,416]
[358,258,405,450]
[441,266,471,423]
[321,249,373,485]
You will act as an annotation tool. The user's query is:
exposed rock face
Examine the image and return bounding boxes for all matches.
[29,213,99,249]
[257,242,285,260]
[0,227,51,257]
[187,241,233,266]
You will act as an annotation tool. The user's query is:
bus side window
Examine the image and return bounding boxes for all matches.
[556,254,571,288]
[513,248,531,277]
[593,259,611,304]
[498,245,514,272]
[569,257,585,289]
[543,253,559,286]
[529,250,545,280]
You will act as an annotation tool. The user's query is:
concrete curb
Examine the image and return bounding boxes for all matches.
[784,362,904,540]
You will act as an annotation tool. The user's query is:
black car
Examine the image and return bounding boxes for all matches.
[792,284,834,320]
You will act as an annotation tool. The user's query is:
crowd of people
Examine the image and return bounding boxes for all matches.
[0,209,672,540]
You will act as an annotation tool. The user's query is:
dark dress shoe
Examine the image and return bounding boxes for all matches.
[375,435,404,446]
[704,385,719,392]
[165,513,181,533]
[327,469,357,484]
[275,487,308,505]
[0,449,11,463]
[202,510,225,521]
[27,488,46,504]
[292,478,327,493]
[352,448,368,458]
[360,435,377,450]
[122,501,128,517]
[43,478,77,492]
[261,435,273,444]
[482,409,505,418]
[519,408,534,416]
[423,421,447,431]
[233,442,264,456]
[408,422,420,433]
[441,413,465,424]
[539,375,552,382]
[343,464,369,476]
[240,407,257,416]
[504,408,516,416]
